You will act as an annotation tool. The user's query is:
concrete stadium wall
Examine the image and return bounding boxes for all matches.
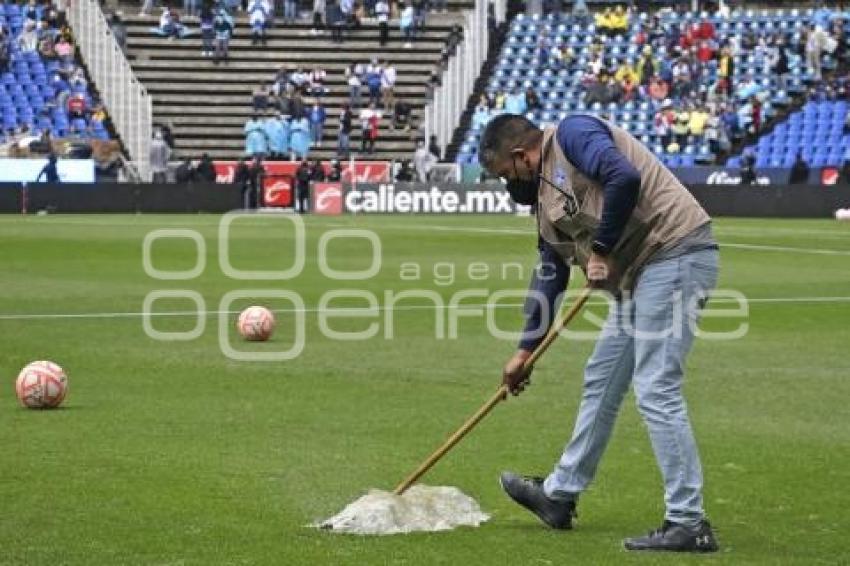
[0,183,242,213]
[687,184,850,218]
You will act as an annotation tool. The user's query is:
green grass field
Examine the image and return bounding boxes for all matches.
[1,214,849,565]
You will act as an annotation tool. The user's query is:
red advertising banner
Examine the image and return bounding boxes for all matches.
[312,182,343,215]
[337,161,392,184]
[263,175,292,207]
[821,167,839,186]
[213,160,391,207]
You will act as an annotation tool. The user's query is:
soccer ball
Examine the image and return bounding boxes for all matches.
[15,361,68,409]
[237,306,275,341]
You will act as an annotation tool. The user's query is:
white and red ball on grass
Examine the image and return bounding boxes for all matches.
[237,306,276,341]
[15,361,69,409]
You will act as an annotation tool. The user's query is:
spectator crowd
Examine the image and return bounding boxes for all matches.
[241,57,418,161]
[0,0,115,156]
[472,1,850,165]
[139,0,458,162]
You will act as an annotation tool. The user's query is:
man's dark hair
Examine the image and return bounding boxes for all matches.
[478,114,541,170]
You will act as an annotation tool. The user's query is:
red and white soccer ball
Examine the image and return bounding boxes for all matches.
[15,361,69,409]
[237,306,275,341]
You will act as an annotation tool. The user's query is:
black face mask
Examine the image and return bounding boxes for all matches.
[506,178,539,205]
[505,153,540,205]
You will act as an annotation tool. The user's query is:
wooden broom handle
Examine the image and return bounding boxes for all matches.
[392,285,593,495]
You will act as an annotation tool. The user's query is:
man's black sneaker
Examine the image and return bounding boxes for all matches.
[623,519,719,552]
[499,471,577,530]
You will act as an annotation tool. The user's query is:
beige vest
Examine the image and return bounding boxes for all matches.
[537,120,710,291]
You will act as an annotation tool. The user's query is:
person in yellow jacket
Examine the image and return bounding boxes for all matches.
[716,46,734,96]
[595,7,614,35]
[610,5,629,35]
[688,107,709,136]
[614,60,638,86]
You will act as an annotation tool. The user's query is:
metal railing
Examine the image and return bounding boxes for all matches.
[424,0,504,160]
[68,0,153,181]
[493,0,506,24]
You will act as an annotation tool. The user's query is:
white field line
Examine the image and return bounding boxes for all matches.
[1,296,849,321]
[9,218,849,254]
[714,226,850,239]
[721,242,850,256]
[9,215,850,235]
[309,223,850,256]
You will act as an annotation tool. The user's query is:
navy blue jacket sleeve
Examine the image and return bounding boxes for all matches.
[518,237,570,351]
[556,115,641,254]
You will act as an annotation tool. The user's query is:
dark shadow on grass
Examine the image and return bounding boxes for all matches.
[25,404,84,411]
[486,518,622,536]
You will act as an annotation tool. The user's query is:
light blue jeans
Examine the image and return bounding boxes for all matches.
[310,122,323,144]
[183,0,198,16]
[349,85,360,109]
[543,247,719,528]
[337,130,350,157]
[283,0,297,21]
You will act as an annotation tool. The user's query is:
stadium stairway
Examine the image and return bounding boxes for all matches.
[122,10,469,161]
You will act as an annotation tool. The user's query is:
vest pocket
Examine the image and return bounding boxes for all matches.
[552,186,601,237]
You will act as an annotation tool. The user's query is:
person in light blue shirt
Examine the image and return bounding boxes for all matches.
[504,88,528,115]
[289,116,311,160]
[400,2,414,46]
[263,115,285,159]
[735,74,762,101]
[218,6,235,29]
[279,116,292,158]
[813,4,833,29]
[244,115,268,156]
[472,102,492,130]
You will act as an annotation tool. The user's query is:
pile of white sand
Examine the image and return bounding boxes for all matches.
[318,485,489,535]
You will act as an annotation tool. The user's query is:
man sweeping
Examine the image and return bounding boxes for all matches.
[478,114,720,552]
